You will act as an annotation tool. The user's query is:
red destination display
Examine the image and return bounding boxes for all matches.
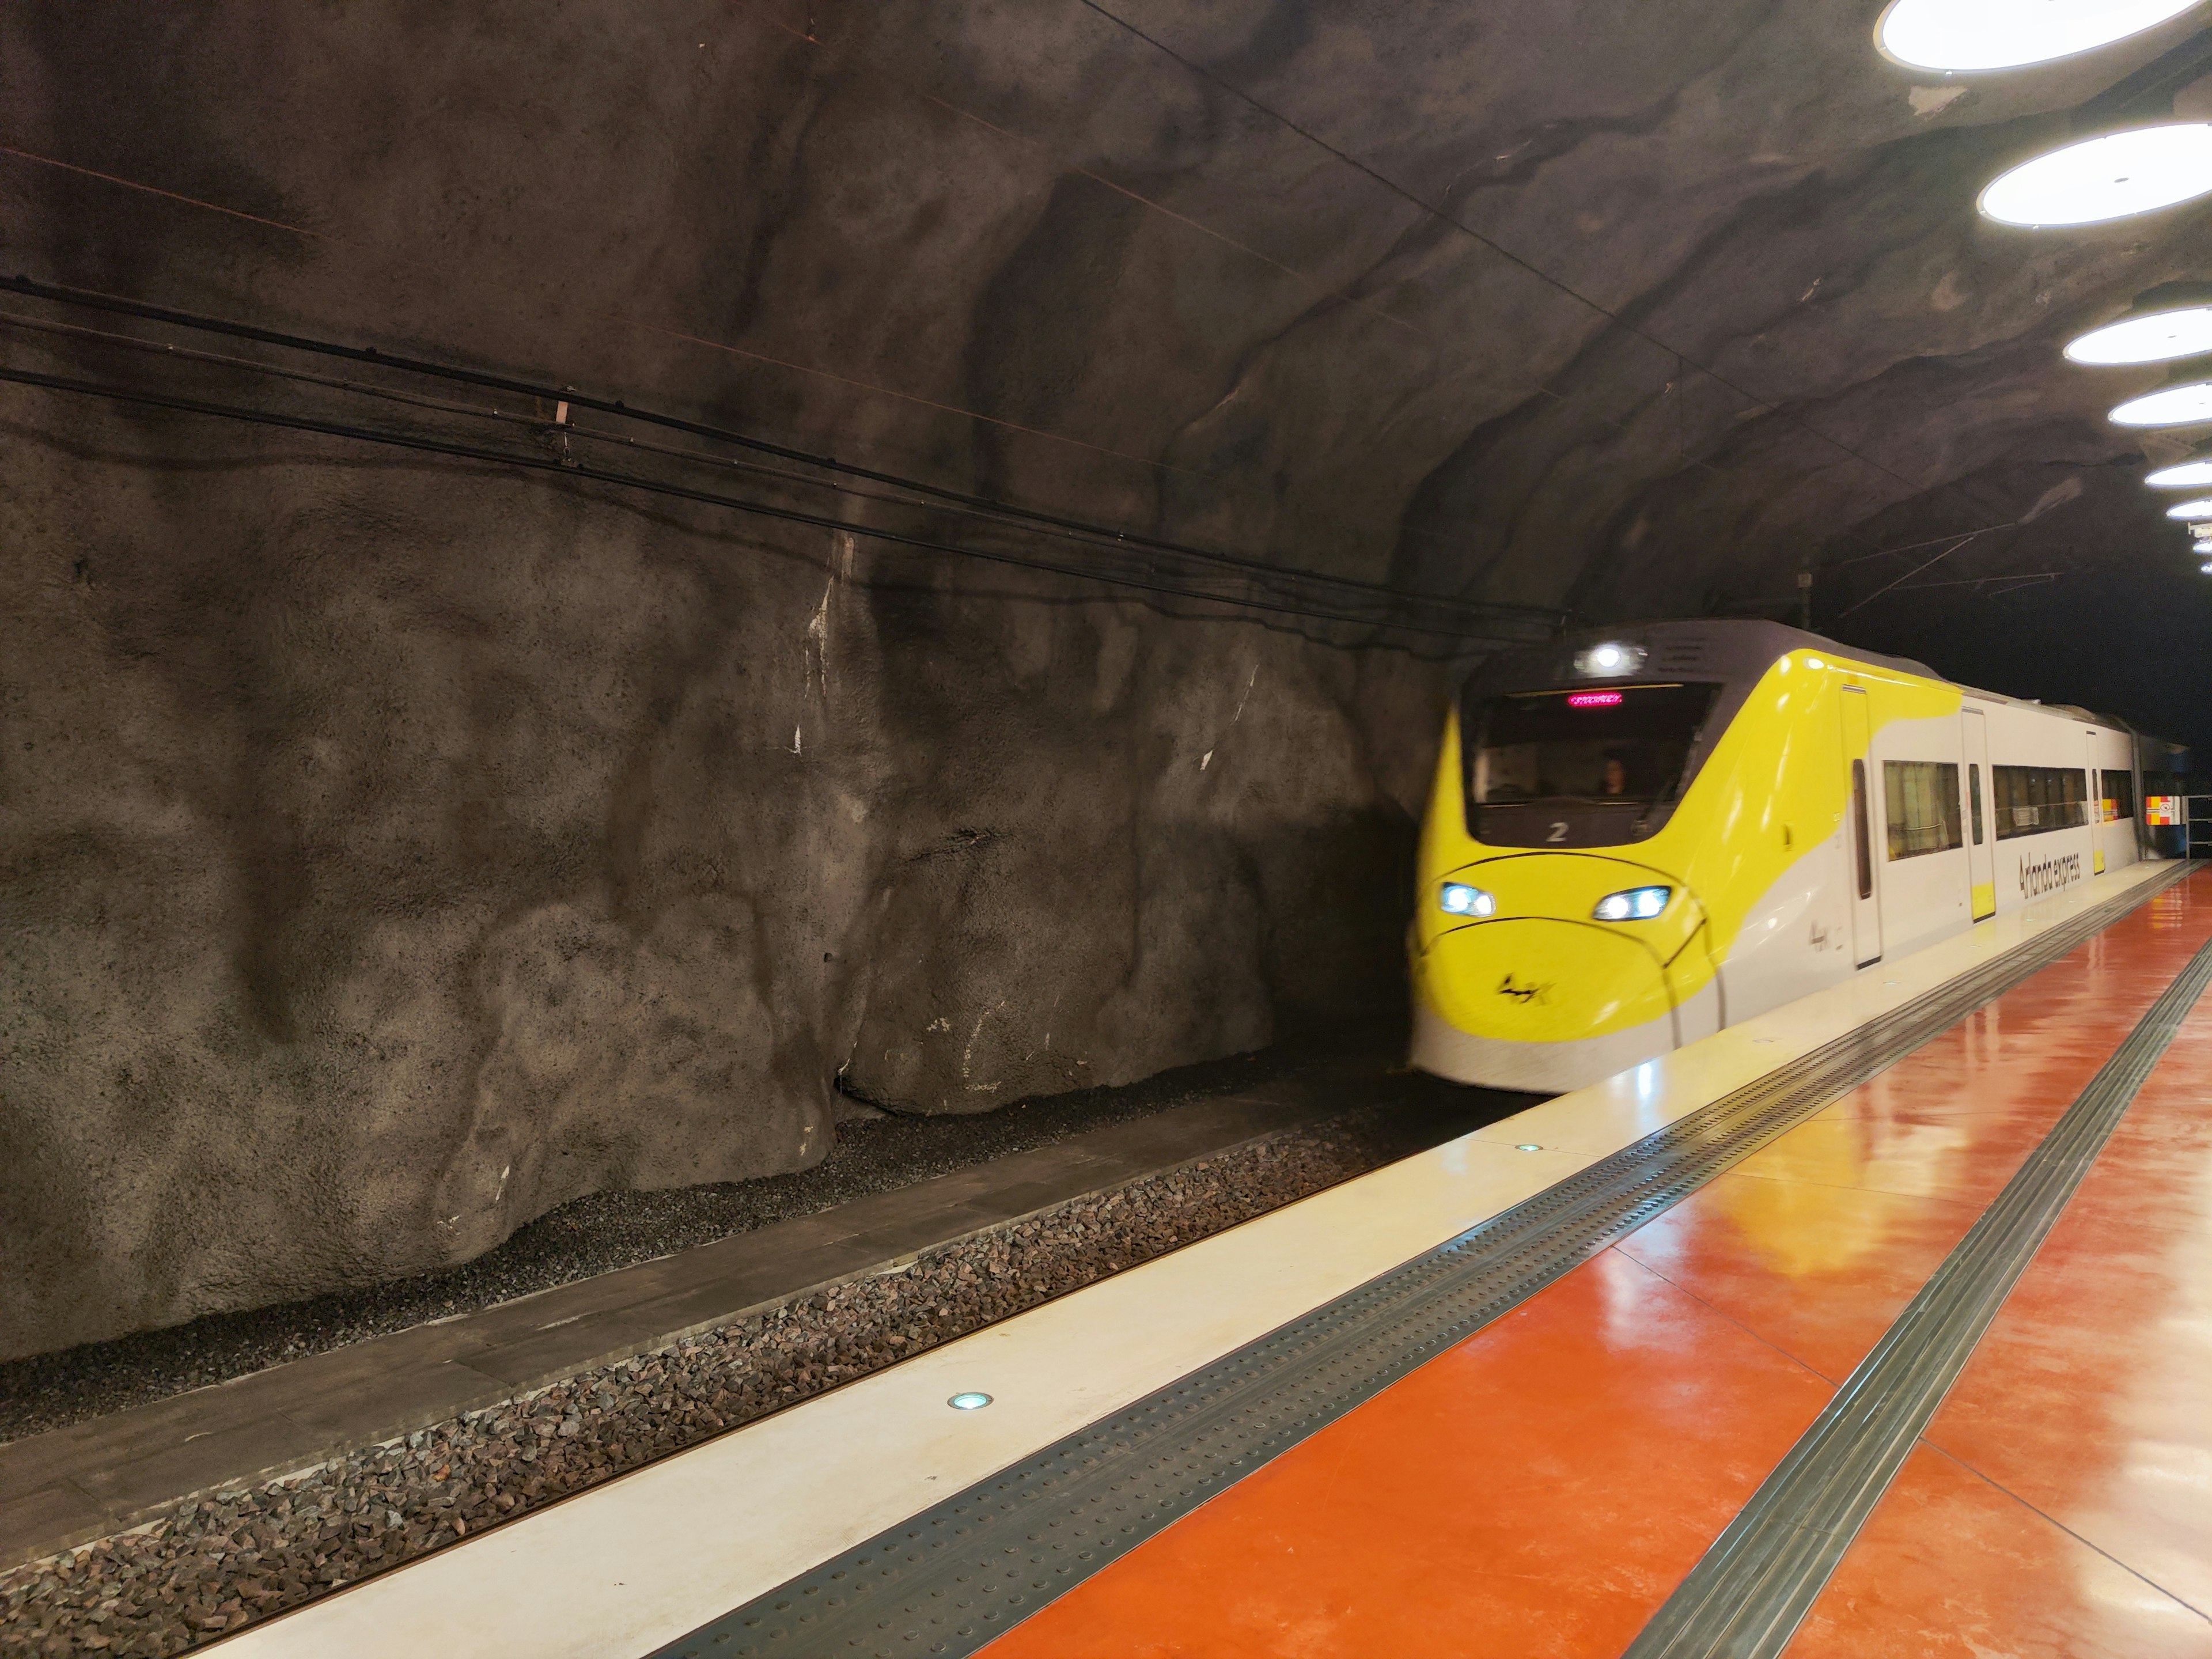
[1566,690,1623,708]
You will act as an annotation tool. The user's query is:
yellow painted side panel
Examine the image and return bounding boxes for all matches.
[1971,881,1995,920]
[1416,651,1963,1041]
[2094,849,2106,874]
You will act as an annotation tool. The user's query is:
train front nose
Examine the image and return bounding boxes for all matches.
[1421,918,1672,1047]
[1410,859,1701,1091]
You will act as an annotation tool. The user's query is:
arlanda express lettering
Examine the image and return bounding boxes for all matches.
[2017,851,2081,899]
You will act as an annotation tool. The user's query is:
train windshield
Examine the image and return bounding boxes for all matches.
[1467,682,1719,830]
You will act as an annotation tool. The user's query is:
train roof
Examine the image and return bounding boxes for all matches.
[1468,619,2185,757]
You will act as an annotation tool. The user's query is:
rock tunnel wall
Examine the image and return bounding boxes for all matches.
[7,0,2211,1358]
[1,399,1442,1361]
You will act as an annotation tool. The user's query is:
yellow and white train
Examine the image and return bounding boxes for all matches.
[1411,619,2180,1092]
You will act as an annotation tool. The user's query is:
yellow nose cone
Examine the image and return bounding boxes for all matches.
[1421,918,1674,1043]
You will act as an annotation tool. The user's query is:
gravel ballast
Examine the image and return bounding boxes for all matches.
[0,1095,1500,1657]
[0,1033,1415,1444]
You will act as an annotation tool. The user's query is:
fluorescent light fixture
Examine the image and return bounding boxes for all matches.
[947,1392,993,1411]
[2201,560,2212,573]
[1876,0,2203,73]
[2165,497,2212,518]
[2066,293,2212,366]
[1593,885,1672,922]
[2114,379,2212,426]
[1440,882,1496,918]
[1979,126,2212,228]
[2147,444,2212,488]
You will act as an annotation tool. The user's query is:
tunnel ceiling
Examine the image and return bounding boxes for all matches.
[9,3,2212,735]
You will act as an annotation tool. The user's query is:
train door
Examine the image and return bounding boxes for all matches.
[1963,709,1994,919]
[1843,686,1882,967]
[2087,731,2105,874]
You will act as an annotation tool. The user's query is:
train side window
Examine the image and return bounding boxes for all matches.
[1883,760,1963,859]
[1968,763,1983,845]
[2101,768,2135,823]
[1992,764,2091,838]
[1851,759,1873,899]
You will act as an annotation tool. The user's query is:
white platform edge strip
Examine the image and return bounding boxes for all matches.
[212,862,2176,1659]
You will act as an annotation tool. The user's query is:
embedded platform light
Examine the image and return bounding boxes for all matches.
[1515,1143,1543,1153]
[1978,126,2212,228]
[1573,641,1646,677]
[2112,377,2212,428]
[1440,882,1497,918]
[947,1392,993,1411]
[1876,0,2203,73]
[2065,288,2212,366]
[1593,885,1671,922]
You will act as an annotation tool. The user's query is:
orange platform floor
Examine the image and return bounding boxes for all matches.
[979,873,2212,1659]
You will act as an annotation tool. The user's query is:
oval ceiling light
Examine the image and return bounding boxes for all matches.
[1877,0,2204,74]
[1979,126,2212,228]
[2146,440,2212,487]
[2163,497,2212,517]
[2112,377,2212,426]
[2065,283,2212,365]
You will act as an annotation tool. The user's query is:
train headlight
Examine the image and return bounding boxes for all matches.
[1574,641,1646,677]
[1593,885,1671,922]
[1440,883,1496,918]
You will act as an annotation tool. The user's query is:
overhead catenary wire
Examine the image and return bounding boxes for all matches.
[0,306,1123,537]
[1835,533,1982,618]
[1887,572,2062,592]
[0,275,1559,638]
[0,363,1553,652]
[1816,522,2019,569]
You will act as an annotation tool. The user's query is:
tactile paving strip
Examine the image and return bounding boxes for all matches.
[1624,916,2212,1659]
[653,863,2195,1659]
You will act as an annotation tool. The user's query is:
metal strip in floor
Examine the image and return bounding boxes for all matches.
[650,862,2197,1659]
[1622,918,2212,1659]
